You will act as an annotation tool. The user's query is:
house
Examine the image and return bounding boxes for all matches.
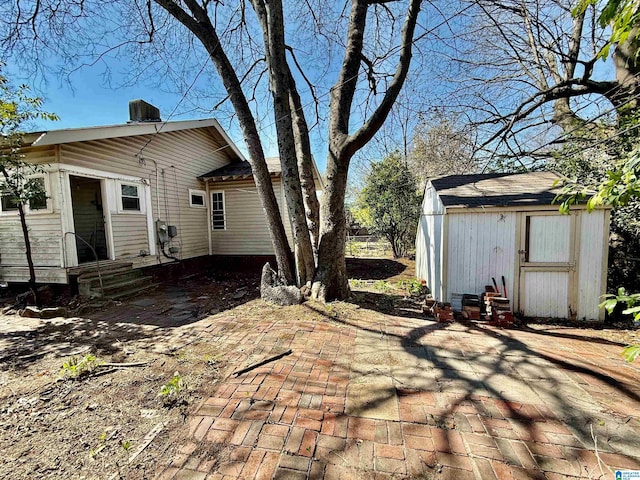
[415,172,611,321]
[199,156,322,256]
[0,100,319,289]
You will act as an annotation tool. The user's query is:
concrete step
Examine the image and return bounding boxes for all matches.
[79,270,145,290]
[77,264,157,301]
[98,276,154,297]
[108,282,158,301]
[76,263,134,281]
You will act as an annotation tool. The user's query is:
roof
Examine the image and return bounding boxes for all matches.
[199,157,281,181]
[430,171,566,208]
[22,118,246,163]
[199,156,325,189]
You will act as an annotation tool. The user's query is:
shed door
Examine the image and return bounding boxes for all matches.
[518,213,577,319]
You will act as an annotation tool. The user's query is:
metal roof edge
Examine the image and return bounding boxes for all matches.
[208,119,246,162]
[310,155,325,190]
[443,203,611,213]
[31,118,224,147]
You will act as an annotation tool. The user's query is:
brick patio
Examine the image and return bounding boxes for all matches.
[156,301,640,479]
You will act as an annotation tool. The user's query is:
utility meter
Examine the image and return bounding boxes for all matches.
[156,220,169,244]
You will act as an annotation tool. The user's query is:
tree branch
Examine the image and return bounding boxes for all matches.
[345,0,421,156]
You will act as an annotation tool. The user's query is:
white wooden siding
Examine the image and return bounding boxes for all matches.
[415,184,445,297]
[422,184,445,215]
[209,179,291,255]
[0,214,63,268]
[577,210,607,320]
[0,127,246,283]
[111,214,150,259]
[0,266,67,283]
[522,271,570,318]
[415,216,429,286]
[0,211,66,283]
[528,215,571,262]
[0,147,68,283]
[416,178,610,320]
[415,214,444,298]
[445,212,517,302]
[59,127,232,264]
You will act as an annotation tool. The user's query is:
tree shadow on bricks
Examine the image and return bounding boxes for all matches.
[513,323,629,348]
[303,300,640,478]
[401,320,640,476]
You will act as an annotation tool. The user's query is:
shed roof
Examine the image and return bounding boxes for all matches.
[431,171,565,208]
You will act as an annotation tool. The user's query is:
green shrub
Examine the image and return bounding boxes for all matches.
[59,354,102,379]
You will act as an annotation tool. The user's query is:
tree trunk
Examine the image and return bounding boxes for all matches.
[552,97,586,132]
[288,73,320,258]
[154,0,296,284]
[17,203,39,306]
[311,147,350,301]
[612,26,640,117]
[0,166,39,305]
[311,0,420,301]
[389,233,401,259]
[157,0,420,298]
[252,0,316,285]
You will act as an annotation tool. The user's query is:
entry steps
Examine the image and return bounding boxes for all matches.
[73,262,157,300]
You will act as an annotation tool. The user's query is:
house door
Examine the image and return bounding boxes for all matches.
[517,213,577,319]
[69,175,109,263]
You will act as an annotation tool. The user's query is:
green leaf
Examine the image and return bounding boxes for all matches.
[599,298,619,313]
[622,345,640,362]
[622,306,640,320]
[572,0,598,17]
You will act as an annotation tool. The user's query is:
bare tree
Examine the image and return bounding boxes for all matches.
[437,0,640,161]
[408,116,478,189]
[1,0,424,301]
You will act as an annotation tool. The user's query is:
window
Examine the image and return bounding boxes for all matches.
[0,174,50,214]
[189,189,206,208]
[211,191,225,230]
[1,190,19,211]
[120,183,141,211]
[28,177,47,210]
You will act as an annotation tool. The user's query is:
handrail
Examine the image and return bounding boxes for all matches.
[64,232,104,297]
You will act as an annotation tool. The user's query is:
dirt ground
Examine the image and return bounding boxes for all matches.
[0,257,638,479]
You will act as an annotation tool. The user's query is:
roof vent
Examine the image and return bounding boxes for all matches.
[129,99,161,123]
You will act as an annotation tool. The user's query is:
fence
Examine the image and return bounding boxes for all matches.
[345,235,392,258]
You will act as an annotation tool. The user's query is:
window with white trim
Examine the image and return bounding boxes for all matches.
[211,191,225,230]
[0,188,19,212]
[0,174,50,214]
[189,189,206,208]
[120,183,141,212]
[28,177,48,210]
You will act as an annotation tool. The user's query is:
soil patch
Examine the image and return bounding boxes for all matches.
[1,259,638,479]
[346,257,415,283]
[0,315,232,480]
[0,270,262,480]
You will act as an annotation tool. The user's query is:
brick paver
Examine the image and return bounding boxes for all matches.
[155,301,640,479]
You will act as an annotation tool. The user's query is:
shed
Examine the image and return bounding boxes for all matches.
[415,172,611,321]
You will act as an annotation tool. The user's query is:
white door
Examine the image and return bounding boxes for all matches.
[517,213,577,319]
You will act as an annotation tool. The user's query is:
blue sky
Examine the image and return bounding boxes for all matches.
[3,1,448,179]
[5,1,619,179]
[13,62,296,168]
